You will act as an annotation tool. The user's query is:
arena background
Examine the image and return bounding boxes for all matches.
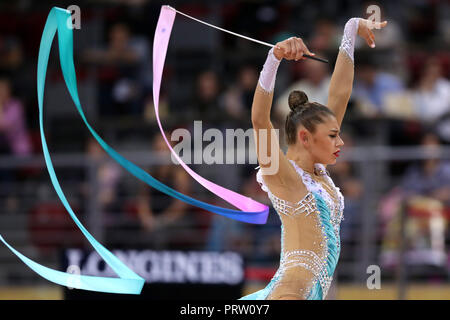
[0,0,449,300]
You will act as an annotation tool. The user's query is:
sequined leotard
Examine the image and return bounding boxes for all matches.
[240,160,344,300]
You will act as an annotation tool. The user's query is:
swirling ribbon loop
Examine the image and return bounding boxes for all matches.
[0,5,268,293]
[152,6,269,223]
[0,7,145,294]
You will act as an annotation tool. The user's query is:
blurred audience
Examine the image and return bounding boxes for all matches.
[0,35,24,76]
[0,76,32,214]
[137,133,192,248]
[189,70,225,124]
[0,76,31,156]
[83,137,122,223]
[309,18,340,52]
[223,64,258,126]
[379,132,449,268]
[353,57,405,117]
[399,133,450,205]
[83,22,149,116]
[412,57,450,124]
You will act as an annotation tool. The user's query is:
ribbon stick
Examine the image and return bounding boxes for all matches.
[0,7,145,294]
[165,5,328,63]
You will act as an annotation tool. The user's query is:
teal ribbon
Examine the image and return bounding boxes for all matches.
[0,7,145,294]
[0,5,268,293]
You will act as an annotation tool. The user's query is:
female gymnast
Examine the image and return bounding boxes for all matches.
[240,17,387,300]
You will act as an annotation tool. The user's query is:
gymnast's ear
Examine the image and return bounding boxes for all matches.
[298,129,309,146]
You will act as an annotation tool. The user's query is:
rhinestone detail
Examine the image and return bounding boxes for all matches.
[255,161,344,299]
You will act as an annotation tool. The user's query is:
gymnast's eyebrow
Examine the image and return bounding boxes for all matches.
[330,129,340,133]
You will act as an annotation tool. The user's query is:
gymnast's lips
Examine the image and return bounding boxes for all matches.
[333,150,340,157]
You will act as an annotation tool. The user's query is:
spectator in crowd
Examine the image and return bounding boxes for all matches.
[0,76,32,214]
[0,34,33,130]
[308,18,340,52]
[0,35,24,77]
[412,56,450,124]
[83,22,148,116]
[399,133,450,205]
[379,132,449,268]
[83,136,122,224]
[223,64,258,126]
[352,57,404,117]
[0,76,31,156]
[190,70,225,124]
[137,133,192,249]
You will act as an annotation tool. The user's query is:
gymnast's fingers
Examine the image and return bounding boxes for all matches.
[274,43,285,60]
[288,38,297,60]
[366,29,376,48]
[369,20,388,30]
[299,37,314,57]
[274,41,289,60]
[294,38,303,61]
[282,41,291,58]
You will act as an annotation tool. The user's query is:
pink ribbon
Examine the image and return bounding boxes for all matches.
[152,6,269,221]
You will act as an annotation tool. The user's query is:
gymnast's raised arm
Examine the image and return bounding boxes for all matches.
[251,37,313,186]
[327,18,387,126]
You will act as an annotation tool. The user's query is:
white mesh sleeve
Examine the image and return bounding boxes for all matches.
[258,48,281,93]
[339,18,360,63]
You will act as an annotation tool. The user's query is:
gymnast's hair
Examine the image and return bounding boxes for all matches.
[285,90,335,145]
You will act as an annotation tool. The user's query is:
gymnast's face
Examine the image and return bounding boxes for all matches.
[299,115,344,165]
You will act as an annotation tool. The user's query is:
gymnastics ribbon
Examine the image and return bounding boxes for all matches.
[0,7,145,294]
[0,5,268,292]
[152,5,269,223]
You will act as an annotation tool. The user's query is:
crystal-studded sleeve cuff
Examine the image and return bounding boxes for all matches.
[338,18,360,63]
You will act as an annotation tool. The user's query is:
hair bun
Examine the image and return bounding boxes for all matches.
[288,90,309,112]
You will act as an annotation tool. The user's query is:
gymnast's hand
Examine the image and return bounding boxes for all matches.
[357,19,388,48]
[273,37,315,61]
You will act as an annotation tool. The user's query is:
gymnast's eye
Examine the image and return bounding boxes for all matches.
[329,135,337,138]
